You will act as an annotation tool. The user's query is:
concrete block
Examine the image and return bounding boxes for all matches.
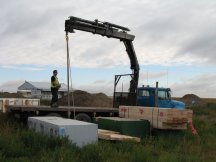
[28,117,98,148]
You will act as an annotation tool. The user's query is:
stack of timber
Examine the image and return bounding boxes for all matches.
[119,106,193,130]
[96,117,150,138]
[0,98,40,113]
[98,129,140,142]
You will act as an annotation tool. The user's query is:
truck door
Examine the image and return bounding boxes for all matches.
[157,90,171,108]
[137,89,151,106]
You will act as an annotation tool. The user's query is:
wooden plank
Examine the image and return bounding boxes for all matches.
[98,129,120,134]
[98,129,140,142]
[108,134,140,142]
[96,117,141,122]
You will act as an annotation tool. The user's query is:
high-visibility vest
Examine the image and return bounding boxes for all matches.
[51,76,60,88]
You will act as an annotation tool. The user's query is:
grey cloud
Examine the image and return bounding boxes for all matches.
[139,71,168,80]
[1,0,216,68]
[93,80,107,84]
[177,33,216,64]
[1,65,45,71]
[69,34,128,68]
[1,4,73,39]
[76,80,114,96]
[78,40,115,60]
[134,0,216,65]
[0,80,25,92]
[171,74,216,97]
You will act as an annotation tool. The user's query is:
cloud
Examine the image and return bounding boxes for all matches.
[76,80,114,96]
[0,80,25,92]
[139,71,168,80]
[93,80,107,84]
[171,74,216,98]
[177,33,216,64]
[1,65,45,71]
[133,0,216,66]
[0,0,216,69]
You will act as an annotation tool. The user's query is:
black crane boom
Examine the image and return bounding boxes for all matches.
[65,16,140,107]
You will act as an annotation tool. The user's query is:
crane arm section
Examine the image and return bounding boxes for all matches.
[65,16,139,96]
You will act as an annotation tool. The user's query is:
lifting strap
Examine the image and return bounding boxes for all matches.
[188,122,198,135]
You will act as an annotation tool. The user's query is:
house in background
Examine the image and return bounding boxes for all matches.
[17,81,68,100]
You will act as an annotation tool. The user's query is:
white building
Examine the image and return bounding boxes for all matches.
[18,81,68,100]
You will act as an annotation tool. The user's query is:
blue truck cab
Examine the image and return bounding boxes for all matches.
[137,86,185,109]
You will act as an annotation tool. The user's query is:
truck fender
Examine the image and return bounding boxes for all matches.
[46,113,62,117]
[75,113,91,122]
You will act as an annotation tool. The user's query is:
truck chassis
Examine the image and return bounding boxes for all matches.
[6,105,118,123]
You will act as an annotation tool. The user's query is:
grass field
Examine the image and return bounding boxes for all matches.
[0,104,216,162]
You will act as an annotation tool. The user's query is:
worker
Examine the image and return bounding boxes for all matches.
[50,70,61,107]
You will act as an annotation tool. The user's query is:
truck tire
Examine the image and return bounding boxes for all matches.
[46,113,62,117]
[75,113,91,122]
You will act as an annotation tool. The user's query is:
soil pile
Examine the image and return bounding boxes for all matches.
[180,94,206,107]
[58,90,113,107]
[0,92,23,98]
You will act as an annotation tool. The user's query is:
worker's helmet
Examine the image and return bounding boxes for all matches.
[53,70,58,74]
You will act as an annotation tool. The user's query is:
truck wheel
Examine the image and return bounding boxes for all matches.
[46,113,61,117]
[75,113,91,122]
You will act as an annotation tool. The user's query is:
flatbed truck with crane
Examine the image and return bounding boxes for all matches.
[6,16,185,122]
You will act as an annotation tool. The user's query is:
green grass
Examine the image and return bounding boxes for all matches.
[0,104,216,162]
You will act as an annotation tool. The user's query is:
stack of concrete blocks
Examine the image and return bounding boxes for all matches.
[28,117,98,148]
[119,106,193,130]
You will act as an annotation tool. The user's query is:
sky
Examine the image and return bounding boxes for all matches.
[0,0,216,97]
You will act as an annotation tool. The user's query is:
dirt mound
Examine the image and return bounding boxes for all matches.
[58,90,113,107]
[0,92,23,98]
[180,94,206,107]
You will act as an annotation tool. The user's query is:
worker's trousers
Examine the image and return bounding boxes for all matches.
[51,88,58,105]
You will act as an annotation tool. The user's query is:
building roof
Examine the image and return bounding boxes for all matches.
[18,81,68,92]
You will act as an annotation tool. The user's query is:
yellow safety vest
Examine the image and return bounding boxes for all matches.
[51,76,60,88]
